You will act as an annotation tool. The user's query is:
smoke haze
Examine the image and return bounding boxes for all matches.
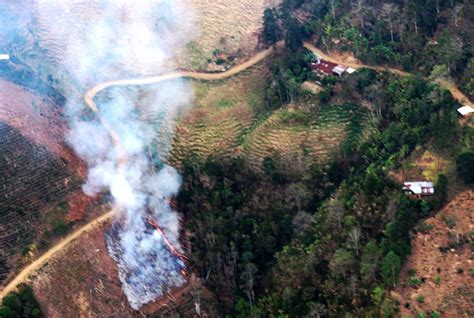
[30,0,195,309]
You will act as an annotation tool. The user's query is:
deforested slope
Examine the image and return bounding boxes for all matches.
[0,123,81,286]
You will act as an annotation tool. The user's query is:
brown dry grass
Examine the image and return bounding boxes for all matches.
[28,220,216,317]
[393,190,474,317]
[391,149,451,183]
[177,0,282,69]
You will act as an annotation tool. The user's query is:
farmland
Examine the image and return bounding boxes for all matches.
[0,123,79,285]
[169,61,372,170]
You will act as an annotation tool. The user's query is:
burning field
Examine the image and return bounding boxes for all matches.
[2,0,196,311]
[0,0,279,314]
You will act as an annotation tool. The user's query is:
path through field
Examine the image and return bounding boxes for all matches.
[0,209,115,300]
[0,45,276,301]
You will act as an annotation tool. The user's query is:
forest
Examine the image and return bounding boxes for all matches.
[177,0,473,316]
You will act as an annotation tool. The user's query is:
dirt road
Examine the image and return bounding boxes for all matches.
[303,42,472,105]
[2,41,470,301]
[0,45,275,301]
[0,209,115,300]
[84,44,276,111]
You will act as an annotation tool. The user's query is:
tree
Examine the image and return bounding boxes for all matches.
[437,29,461,72]
[381,251,401,287]
[430,109,460,153]
[0,284,43,317]
[263,9,280,45]
[285,18,303,51]
[329,248,355,279]
[433,173,448,209]
[0,307,13,318]
[456,151,474,184]
[360,240,382,283]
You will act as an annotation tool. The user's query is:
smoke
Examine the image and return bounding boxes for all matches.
[32,0,196,310]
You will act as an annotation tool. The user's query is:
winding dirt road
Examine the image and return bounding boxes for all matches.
[0,45,275,301]
[304,43,472,105]
[1,41,471,301]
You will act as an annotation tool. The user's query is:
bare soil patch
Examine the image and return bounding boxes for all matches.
[394,190,474,317]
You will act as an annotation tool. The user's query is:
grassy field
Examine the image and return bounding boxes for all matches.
[176,0,281,70]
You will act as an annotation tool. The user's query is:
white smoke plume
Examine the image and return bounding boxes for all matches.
[32,0,196,310]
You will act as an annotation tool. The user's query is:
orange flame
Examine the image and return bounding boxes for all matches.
[146,218,188,273]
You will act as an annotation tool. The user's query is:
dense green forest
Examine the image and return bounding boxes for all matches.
[177,0,474,316]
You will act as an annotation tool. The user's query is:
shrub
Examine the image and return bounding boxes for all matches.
[318,89,332,103]
[416,311,426,318]
[407,268,417,277]
[408,276,422,287]
[51,220,69,236]
[416,221,433,234]
[456,151,474,184]
[430,311,441,318]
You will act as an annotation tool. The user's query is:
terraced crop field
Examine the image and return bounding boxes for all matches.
[0,123,81,286]
[168,63,270,166]
[241,104,371,170]
[167,59,372,170]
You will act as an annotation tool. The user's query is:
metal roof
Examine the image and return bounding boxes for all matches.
[403,182,435,195]
[457,105,474,116]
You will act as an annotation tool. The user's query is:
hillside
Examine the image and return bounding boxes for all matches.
[0,0,473,317]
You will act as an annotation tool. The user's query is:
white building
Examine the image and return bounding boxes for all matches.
[0,54,9,60]
[403,181,435,196]
[346,67,356,74]
[457,105,474,116]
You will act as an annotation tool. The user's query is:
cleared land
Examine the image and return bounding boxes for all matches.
[394,190,473,317]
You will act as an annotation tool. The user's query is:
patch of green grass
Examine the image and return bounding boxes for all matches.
[246,92,265,113]
[215,98,235,109]
[430,311,441,318]
[193,83,210,102]
[416,295,425,303]
[279,109,311,126]
[440,212,457,229]
[417,221,434,234]
[185,41,207,70]
[408,276,423,287]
